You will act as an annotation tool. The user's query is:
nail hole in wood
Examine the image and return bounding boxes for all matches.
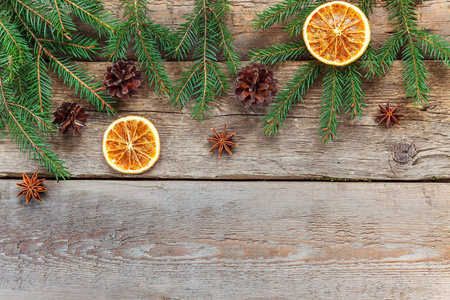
[392,141,416,164]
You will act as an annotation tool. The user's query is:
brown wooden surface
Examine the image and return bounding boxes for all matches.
[0,61,449,180]
[1,181,449,299]
[1,1,450,299]
[90,0,450,60]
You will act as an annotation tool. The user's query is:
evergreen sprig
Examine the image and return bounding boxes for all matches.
[253,0,449,141]
[170,0,241,120]
[252,0,377,142]
[379,0,449,107]
[0,0,118,179]
[106,0,172,97]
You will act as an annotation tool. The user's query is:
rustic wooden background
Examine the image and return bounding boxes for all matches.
[1,0,449,299]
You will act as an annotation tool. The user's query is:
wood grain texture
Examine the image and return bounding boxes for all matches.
[77,0,450,60]
[0,61,449,180]
[0,180,449,299]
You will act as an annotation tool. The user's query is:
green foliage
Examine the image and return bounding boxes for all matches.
[254,0,449,141]
[0,0,118,179]
[358,0,377,17]
[319,66,344,141]
[343,64,366,119]
[380,0,450,107]
[252,0,377,142]
[250,40,310,65]
[262,61,322,136]
[106,0,172,97]
[170,0,241,120]
[253,0,315,31]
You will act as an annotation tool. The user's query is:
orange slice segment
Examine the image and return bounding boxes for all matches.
[103,116,160,174]
[303,1,370,66]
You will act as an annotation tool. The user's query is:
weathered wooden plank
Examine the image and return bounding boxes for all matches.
[0,61,449,180]
[0,180,449,299]
[77,0,450,60]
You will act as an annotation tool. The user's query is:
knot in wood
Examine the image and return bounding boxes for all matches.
[392,141,416,164]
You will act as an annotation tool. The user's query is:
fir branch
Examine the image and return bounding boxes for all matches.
[39,35,98,60]
[0,15,27,57]
[29,48,53,114]
[45,50,116,113]
[284,0,324,37]
[378,32,404,75]
[134,28,171,96]
[357,0,377,17]
[253,0,313,31]
[0,73,68,180]
[10,0,57,35]
[142,22,173,51]
[343,64,366,119]
[47,0,76,38]
[359,43,380,80]
[207,2,241,76]
[382,0,445,107]
[1,0,122,177]
[62,0,117,37]
[402,36,429,106]
[250,40,309,65]
[171,0,238,120]
[6,101,54,135]
[319,66,344,142]
[172,6,203,60]
[262,61,322,136]
[415,30,450,68]
[106,0,172,97]
[106,23,132,61]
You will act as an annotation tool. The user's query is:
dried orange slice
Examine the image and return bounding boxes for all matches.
[102,116,160,174]
[303,1,370,66]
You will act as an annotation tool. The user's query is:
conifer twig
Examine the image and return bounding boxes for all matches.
[170,0,240,120]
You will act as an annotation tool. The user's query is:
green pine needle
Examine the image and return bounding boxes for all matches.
[262,61,322,136]
[170,0,240,120]
[382,0,448,107]
[250,40,310,65]
[253,0,315,31]
[343,63,366,119]
[0,0,121,179]
[319,66,344,142]
[106,0,173,97]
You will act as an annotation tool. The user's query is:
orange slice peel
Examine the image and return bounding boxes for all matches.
[303,1,371,66]
[102,116,160,174]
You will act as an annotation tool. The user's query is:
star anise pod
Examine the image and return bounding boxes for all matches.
[376,102,404,128]
[207,124,238,159]
[16,171,47,204]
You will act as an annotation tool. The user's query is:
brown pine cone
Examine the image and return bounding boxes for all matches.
[234,63,278,110]
[102,61,144,101]
[53,102,89,135]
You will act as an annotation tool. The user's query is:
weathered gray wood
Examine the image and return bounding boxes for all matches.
[0,180,449,299]
[77,0,450,60]
[0,61,449,180]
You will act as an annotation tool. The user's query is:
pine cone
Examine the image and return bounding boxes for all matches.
[102,61,144,101]
[234,63,278,110]
[53,102,89,135]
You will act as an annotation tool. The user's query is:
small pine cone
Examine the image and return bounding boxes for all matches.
[53,102,89,135]
[234,63,278,110]
[102,61,144,101]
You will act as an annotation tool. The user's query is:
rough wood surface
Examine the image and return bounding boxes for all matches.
[82,0,450,60]
[0,180,449,299]
[0,61,449,180]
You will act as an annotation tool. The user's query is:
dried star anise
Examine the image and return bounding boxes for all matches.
[207,124,238,159]
[376,102,404,128]
[16,171,47,204]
